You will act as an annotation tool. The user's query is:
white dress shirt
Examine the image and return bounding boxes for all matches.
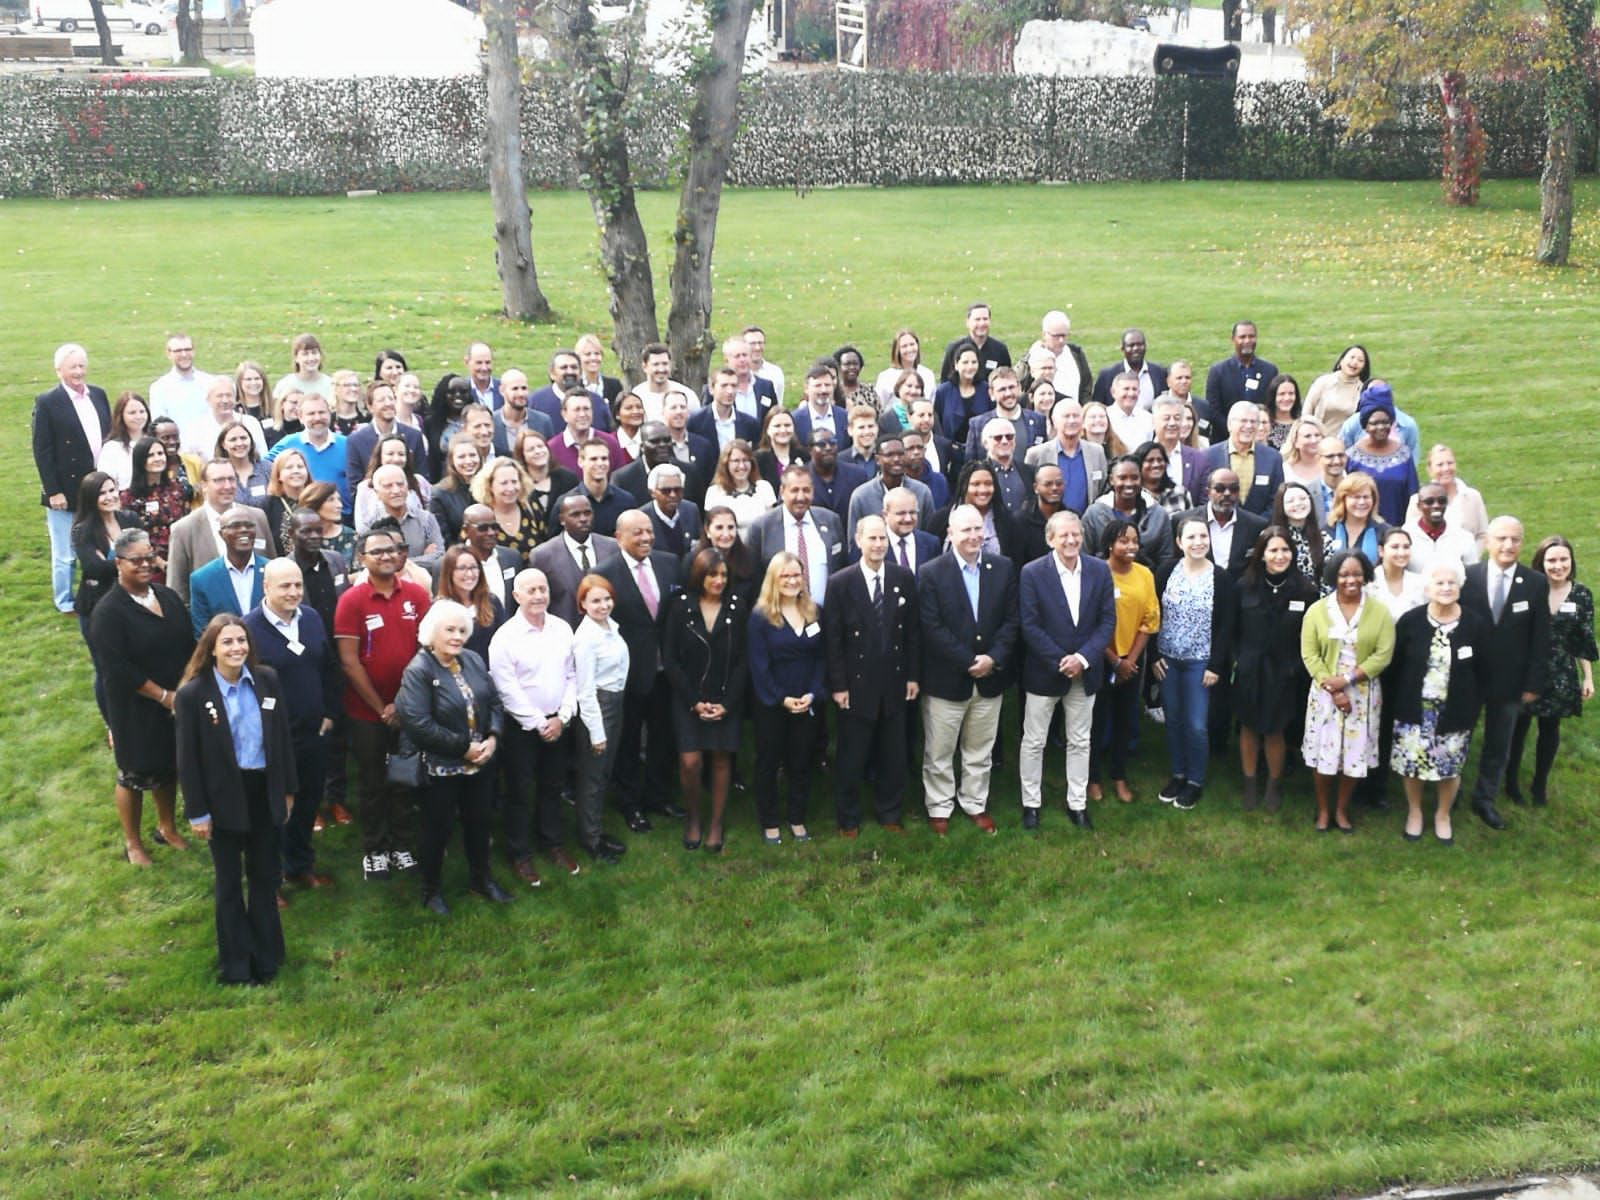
[1053,553,1090,672]
[573,617,630,743]
[1207,507,1236,569]
[68,386,104,459]
[785,511,829,606]
[489,611,578,732]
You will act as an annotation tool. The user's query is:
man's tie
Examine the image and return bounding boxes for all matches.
[1492,570,1509,623]
[579,542,591,573]
[795,518,810,580]
[898,536,910,570]
[872,572,883,611]
[635,560,658,619]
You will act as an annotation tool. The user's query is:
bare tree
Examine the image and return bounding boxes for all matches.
[483,0,553,321]
[87,0,118,65]
[175,0,202,64]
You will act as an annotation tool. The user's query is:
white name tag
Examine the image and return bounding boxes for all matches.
[251,485,265,496]
[984,359,998,371]
[1457,645,1473,660]
[365,614,384,631]
[261,697,277,710]
[1560,601,1577,613]
[1254,474,1269,486]
[1091,471,1103,481]
[1244,377,1260,391]
[334,574,347,586]
[286,639,305,656]
[831,543,842,555]
[804,622,820,637]
[146,499,159,514]
[1512,600,1529,613]
[1288,600,1306,612]
[1113,588,1122,600]
[254,538,266,550]
[503,566,516,580]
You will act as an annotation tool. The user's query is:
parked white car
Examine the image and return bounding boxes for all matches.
[34,0,170,34]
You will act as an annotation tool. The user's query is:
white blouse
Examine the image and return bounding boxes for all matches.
[573,617,629,744]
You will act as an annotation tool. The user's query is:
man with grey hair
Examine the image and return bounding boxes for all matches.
[367,464,443,568]
[463,340,501,410]
[1023,398,1107,516]
[917,504,1019,835]
[33,341,111,613]
[642,461,701,557]
[977,415,1034,514]
[1200,401,1283,516]
[720,334,778,424]
[1025,309,1093,403]
[1104,371,1154,453]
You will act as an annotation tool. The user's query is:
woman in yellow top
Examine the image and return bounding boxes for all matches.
[1089,519,1160,803]
[1300,549,1396,832]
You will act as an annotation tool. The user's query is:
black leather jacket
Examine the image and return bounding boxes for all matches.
[395,647,504,770]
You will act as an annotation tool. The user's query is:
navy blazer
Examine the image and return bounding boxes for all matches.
[823,562,921,718]
[1091,361,1170,408]
[703,377,779,425]
[529,384,615,433]
[32,382,111,504]
[1203,356,1280,417]
[642,499,703,560]
[188,554,269,636]
[1461,561,1552,701]
[1175,504,1267,579]
[243,604,342,739]
[176,664,299,832]
[961,407,1048,463]
[794,405,849,447]
[1018,553,1117,697]
[1199,442,1285,516]
[917,552,1019,700]
[747,609,826,706]
[687,405,760,449]
[808,460,871,522]
[597,550,683,696]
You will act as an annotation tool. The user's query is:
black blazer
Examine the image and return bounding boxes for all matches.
[1091,361,1169,408]
[917,552,1019,700]
[687,406,761,449]
[823,562,921,718]
[394,647,505,770]
[1154,560,1238,677]
[176,664,300,832]
[1174,505,1267,579]
[661,590,747,713]
[1233,572,1319,682]
[72,515,133,617]
[1387,606,1494,734]
[1461,562,1552,701]
[32,382,111,504]
[428,482,475,547]
[597,550,683,696]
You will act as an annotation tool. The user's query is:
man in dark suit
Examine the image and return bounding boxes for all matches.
[806,430,870,524]
[640,463,702,559]
[616,421,709,509]
[794,365,850,447]
[1017,511,1116,830]
[938,301,1011,385]
[660,396,717,500]
[529,348,615,433]
[345,379,431,486]
[687,368,759,451]
[440,504,523,610]
[32,342,111,613]
[597,510,685,832]
[917,505,1018,835]
[858,485,940,568]
[824,515,922,836]
[1462,516,1552,830]
[188,509,271,636]
[245,558,341,890]
[1204,321,1279,418]
[1177,470,1266,580]
[1091,328,1168,410]
[530,493,620,626]
[745,464,845,606]
[464,341,503,412]
[1199,402,1284,516]
[714,335,779,426]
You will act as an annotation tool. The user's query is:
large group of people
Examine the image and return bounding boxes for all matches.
[31,311,1595,986]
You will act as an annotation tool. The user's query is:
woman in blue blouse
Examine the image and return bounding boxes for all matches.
[747,552,825,845]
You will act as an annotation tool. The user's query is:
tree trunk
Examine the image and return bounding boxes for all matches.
[1534,0,1593,266]
[175,0,202,64]
[1437,70,1482,207]
[666,0,757,394]
[483,0,553,322]
[1221,0,1242,41]
[562,0,660,381]
[88,0,118,65]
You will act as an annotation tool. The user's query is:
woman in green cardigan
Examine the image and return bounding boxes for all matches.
[1300,550,1396,832]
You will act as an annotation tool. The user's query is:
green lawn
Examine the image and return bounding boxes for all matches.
[3,181,1599,1200]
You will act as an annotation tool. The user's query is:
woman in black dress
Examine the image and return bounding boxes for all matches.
[1233,525,1318,814]
[72,471,136,727]
[1507,535,1598,805]
[662,548,747,853]
[90,529,197,866]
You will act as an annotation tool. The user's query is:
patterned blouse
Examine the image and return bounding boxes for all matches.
[1158,566,1214,662]
[494,502,542,564]
[121,478,192,585]
[429,657,481,778]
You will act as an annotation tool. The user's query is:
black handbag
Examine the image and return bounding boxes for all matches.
[386,736,424,788]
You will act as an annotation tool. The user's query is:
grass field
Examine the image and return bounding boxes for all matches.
[3,180,1599,1200]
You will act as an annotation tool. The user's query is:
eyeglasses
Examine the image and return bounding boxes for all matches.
[364,546,401,558]
[121,553,156,565]
[1211,483,1241,493]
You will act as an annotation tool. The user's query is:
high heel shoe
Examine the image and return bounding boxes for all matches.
[682,836,702,851]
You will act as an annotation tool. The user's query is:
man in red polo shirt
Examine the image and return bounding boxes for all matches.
[335,526,431,881]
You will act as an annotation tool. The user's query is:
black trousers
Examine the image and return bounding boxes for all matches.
[210,770,285,984]
[1470,698,1522,807]
[419,771,492,894]
[752,702,818,828]
[1508,711,1561,796]
[501,721,571,857]
[281,733,327,877]
[613,672,676,814]
[1090,670,1143,782]
[348,718,417,856]
[834,700,907,830]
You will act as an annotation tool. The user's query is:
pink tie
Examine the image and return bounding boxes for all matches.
[794,518,810,579]
[635,560,658,618]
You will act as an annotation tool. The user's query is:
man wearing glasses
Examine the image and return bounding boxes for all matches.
[1315,437,1348,522]
[1180,468,1265,580]
[845,435,933,542]
[149,331,215,430]
[334,528,431,881]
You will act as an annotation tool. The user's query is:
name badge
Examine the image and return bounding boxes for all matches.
[503,566,516,580]
[1113,588,1122,599]
[831,543,842,555]
[1560,601,1577,613]
[1091,471,1103,481]
[251,484,265,496]
[984,359,998,371]
[146,499,159,514]
[1288,600,1306,612]
[365,614,384,631]
[804,622,820,637]
[1254,474,1269,486]
[1512,600,1529,613]
[1457,645,1473,660]
[286,639,305,656]
[261,697,277,710]
[1244,377,1260,391]
[254,538,266,550]
[334,574,347,586]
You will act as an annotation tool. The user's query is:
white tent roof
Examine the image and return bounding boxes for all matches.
[252,0,485,79]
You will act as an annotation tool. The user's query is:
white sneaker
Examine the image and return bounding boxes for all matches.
[362,852,391,881]
[390,849,418,871]
[1147,706,1166,725]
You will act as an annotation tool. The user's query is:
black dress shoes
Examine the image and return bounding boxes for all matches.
[597,834,628,856]
[1021,807,1040,831]
[649,802,688,821]
[471,878,515,903]
[1067,809,1093,830]
[624,810,653,833]
[422,892,450,916]
[1473,800,1506,830]
[583,840,622,865]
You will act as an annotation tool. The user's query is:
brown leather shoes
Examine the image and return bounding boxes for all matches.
[881,823,905,835]
[971,813,997,834]
[286,871,335,889]
[275,890,290,910]
[929,817,950,836]
[511,858,542,888]
[838,827,859,840]
[546,847,581,876]
[329,803,354,826]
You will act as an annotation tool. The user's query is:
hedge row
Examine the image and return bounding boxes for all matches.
[0,71,1566,198]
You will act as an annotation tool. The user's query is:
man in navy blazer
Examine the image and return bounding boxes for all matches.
[1176,470,1267,580]
[687,368,760,450]
[464,341,504,412]
[1151,396,1210,500]
[1462,516,1552,831]
[855,486,940,570]
[710,335,779,426]
[794,365,850,447]
[917,505,1019,835]
[188,509,270,636]
[824,515,921,835]
[32,343,111,612]
[529,348,616,433]
[1091,328,1169,410]
[1199,402,1284,515]
[245,559,342,889]
[1018,511,1116,830]
[345,379,432,485]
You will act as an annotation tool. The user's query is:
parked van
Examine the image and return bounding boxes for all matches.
[34,0,169,35]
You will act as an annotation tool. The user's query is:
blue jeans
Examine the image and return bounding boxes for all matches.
[46,506,75,612]
[1160,658,1211,786]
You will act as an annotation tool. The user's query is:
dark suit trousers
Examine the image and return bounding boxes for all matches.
[1471,699,1523,807]
[281,734,328,877]
[419,771,492,893]
[502,722,571,856]
[210,771,285,984]
[613,672,676,814]
[834,699,908,829]
[348,718,417,855]
[753,702,818,827]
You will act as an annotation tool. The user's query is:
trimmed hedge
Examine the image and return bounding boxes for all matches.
[0,71,1568,198]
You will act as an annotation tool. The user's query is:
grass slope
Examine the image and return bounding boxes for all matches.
[2,181,1598,1200]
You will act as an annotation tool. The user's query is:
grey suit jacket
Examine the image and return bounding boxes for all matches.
[166,504,275,603]
[530,533,620,626]
[1023,438,1109,508]
[745,505,845,575]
